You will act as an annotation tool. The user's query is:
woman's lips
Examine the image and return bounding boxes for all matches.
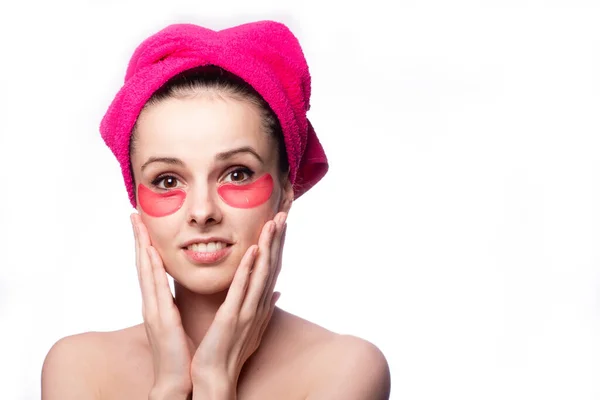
[182,244,233,265]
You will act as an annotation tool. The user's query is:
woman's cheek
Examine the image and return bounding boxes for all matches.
[138,184,187,217]
[217,173,273,208]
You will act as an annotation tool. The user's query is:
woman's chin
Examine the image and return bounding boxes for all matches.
[170,265,237,295]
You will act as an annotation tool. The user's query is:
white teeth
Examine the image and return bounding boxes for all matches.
[188,242,227,253]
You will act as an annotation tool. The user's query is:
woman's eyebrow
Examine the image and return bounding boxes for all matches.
[140,147,263,172]
[141,157,185,172]
[216,146,263,164]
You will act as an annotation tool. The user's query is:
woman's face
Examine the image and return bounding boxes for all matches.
[131,94,292,294]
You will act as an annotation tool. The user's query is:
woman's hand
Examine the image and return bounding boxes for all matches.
[131,213,194,398]
[190,212,288,398]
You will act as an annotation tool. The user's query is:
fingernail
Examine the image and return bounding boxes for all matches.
[275,292,282,303]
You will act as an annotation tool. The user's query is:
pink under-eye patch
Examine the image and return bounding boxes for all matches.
[138,183,186,217]
[217,173,274,208]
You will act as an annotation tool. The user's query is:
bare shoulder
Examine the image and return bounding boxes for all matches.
[42,331,107,399]
[323,334,389,367]
[41,325,147,400]
[307,334,391,400]
[264,310,390,399]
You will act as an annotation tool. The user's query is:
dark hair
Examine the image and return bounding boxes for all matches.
[129,65,289,191]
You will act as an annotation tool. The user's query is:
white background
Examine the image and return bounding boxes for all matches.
[1,1,599,399]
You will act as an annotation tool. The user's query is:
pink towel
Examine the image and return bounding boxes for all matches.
[100,20,328,208]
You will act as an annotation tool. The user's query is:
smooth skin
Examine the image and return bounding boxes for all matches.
[132,211,287,398]
[41,94,390,400]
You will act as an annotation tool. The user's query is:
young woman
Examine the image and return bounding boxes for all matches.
[41,21,390,400]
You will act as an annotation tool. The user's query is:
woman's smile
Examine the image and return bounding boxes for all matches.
[182,243,234,265]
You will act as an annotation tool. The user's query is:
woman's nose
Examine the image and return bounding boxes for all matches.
[186,184,223,227]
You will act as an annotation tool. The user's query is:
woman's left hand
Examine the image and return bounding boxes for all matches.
[190,212,288,398]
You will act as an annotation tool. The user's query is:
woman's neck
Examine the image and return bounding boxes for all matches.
[173,281,228,348]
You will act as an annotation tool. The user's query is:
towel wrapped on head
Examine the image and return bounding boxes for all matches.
[100,20,329,207]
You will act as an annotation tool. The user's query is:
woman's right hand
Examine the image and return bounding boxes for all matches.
[131,213,194,398]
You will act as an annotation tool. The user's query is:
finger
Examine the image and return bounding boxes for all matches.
[241,220,276,315]
[257,291,281,341]
[134,215,158,317]
[260,214,287,311]
[260,222,286,312]
[221,244,258,314]
[131,214,142,288]
[132,214,145,298]
[147,246,176,320]
[264,213,286,287]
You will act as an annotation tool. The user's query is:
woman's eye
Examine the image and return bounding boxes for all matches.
[224,167,254,183]
[152,175,180,189]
